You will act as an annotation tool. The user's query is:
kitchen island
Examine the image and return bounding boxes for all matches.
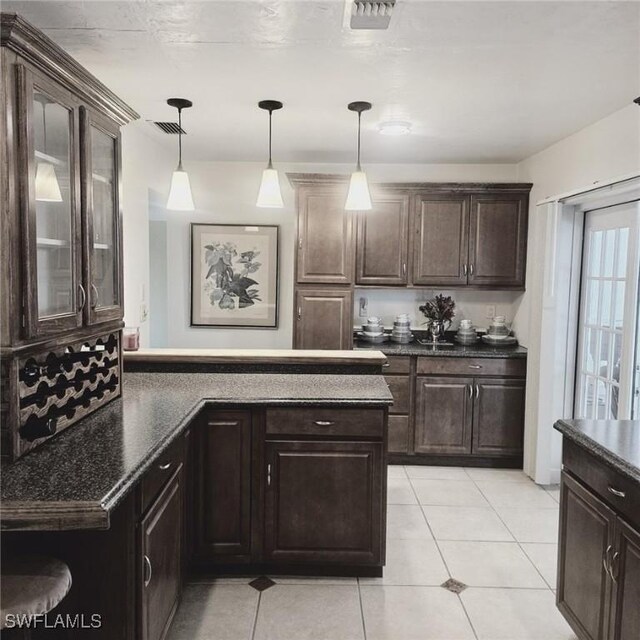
[554,419,639,640]
[1,356,392,640]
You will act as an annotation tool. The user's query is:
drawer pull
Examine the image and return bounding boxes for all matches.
[608,486,626,498]
[144,555,152,587]
[314,420,335,426]
[382,362,391,368]
[158,462,172,471]
[469,365,482,369]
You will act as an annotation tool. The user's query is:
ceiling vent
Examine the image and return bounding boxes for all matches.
[348,0,396,30]
[152,121,186,135]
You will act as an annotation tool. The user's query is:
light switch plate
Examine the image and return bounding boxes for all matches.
[486,305,496,319]
[359,297,368,317]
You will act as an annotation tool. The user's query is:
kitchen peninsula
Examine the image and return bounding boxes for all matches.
[1,350,393,640]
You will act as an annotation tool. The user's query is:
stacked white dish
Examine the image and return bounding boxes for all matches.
[390,314,413,344]
[358,317,388,343]
[481,316,517,345]
[455,319,479,344]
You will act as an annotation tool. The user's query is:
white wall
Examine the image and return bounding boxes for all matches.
[515,104,640,483]
[120,122,176,348]
[161,161,518,348]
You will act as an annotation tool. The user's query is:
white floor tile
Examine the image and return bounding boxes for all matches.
[386,505,433,539]
[438,540,548,588]
[461,588,578,639]
[360,538,449,586]
[412,479,490,507]
[167,584,258,640]
[475,480,559,508]
[387,465,407,478]
[405,465,469,480]
[496,506,559,543]
[387,477,418,504]
[253,585,364,640]
[360,586,476,640]
[464,467,530,483]
[422,505,514,541]
[275,576,357,585]
[521,543,559,589]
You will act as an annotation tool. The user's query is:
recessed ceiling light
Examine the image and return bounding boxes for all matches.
[378,121,412,136]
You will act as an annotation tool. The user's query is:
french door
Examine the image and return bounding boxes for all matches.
[575,202,640,420]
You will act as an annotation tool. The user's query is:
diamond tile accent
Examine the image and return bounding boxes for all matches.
[249,576,276,592]
[441,578,468,594]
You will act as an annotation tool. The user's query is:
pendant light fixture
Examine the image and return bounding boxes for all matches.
[34,95,62,202]
[345,101,372,211]
[256,100,284,208]
[166,98,195,211]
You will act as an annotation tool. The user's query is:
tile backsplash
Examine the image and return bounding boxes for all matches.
[354,288,524,335]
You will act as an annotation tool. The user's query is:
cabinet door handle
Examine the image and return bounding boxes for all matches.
[298,238,303,250]
[469,264,474,276]
[78,284,87,311]
[297,307,302,320]
[463,264,468,276]
[611,551,620,582]
[467,385,472,399]
[607,486,626,499]
[475,384,480,399]
[158,462,172,471]
[143,555,152,587]
[90,283,99,309]
[469,365,482,369]
[603,544,613,580]
[402,263,407,275]
[267,463,272,486]
[314,420,335,426]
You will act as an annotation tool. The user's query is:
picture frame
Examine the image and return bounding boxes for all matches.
[190,223,279,328]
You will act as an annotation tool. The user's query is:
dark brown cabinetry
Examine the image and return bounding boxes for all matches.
[557,441,640,640]
[294,288,353,350]
[264,440,383,565]
[412,194,469,287]
[468,193,528,288]
[194,410,252,563]
[139,467,183,640]
[356,193,410,285]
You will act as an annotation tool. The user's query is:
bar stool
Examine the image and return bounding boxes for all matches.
[1,554,72,638]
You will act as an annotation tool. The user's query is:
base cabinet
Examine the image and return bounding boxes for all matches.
[139,468,183,640]
[557,450,640,640]
[264,440,383,565]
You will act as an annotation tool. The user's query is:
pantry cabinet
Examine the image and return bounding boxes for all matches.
[1,13,137,349]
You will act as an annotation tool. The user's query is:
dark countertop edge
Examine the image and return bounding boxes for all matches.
[353,344,528,359]
[1,395,393,531]
[554,419,640,485]
[123,351,387,365]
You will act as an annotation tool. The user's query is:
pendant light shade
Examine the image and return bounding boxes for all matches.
[166,98,195,211]
[345,101,372,211]
[35,162,63,202]
[257,100,284,208]
[35,96,63,203]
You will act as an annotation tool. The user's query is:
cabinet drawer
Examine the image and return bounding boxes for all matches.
[382,356,411,374]
[266,407,384,438]
[385,376,410,414]
[141,436,185,514]
[417,356,526,377]
[388,416,409,454]
[563,440,640,530]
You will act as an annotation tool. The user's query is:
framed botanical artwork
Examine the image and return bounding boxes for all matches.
[190,223,279,328]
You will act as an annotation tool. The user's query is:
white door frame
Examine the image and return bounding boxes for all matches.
[525,174,640,485]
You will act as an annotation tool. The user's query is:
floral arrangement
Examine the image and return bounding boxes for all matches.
[419,294,456,326]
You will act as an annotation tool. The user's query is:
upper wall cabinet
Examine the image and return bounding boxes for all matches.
[468,193,528,288]
[296,184,353,284]
[356,193,410,285]
[1,13,138,349]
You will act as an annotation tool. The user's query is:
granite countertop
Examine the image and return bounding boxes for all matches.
[353,338,527,359]
[555,419,640,484]
[1,372,392,531]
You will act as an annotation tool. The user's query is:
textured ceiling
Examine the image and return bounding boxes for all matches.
[3,0,639,163]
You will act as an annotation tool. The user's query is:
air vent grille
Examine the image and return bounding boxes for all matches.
[153,121,186,135]
[350,0,396,30]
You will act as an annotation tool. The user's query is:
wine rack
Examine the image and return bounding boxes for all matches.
[3,332,121,460]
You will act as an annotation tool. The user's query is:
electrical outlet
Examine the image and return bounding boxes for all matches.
[140,302,148,323]
[486,305,496,319]
[359,297,368,318]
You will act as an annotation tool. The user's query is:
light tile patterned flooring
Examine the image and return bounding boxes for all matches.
[169,466,577,640]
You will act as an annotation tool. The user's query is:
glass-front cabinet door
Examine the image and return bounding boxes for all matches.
[81,108,122,324]
[18,65,83,338]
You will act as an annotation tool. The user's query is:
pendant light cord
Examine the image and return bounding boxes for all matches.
[268,108,273,170]
[356,111,362,171]
[177,107,183,170]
